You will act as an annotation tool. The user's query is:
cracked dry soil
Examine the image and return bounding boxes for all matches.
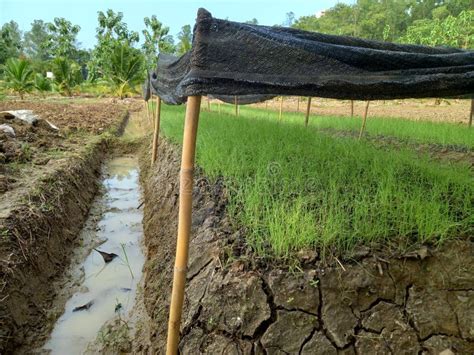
[134,139,473,355]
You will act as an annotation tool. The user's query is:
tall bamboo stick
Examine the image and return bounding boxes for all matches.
[279,96,283,120]
[235,96,239,116]
[305,97,312,127]
[351,100,354,117]
[166,96,201,355]
[469,98,473,128]
[151,96,161,165]
[358,101,370,140]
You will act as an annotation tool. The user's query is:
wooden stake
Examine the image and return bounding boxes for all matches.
[351,100,354,118]
[279,96,283,120]
[469,98,473,128]
[166,96,201,355]
[358,101,370,140]
[235,96,239,116]
[305,97,312,127]
[151,96,161,165]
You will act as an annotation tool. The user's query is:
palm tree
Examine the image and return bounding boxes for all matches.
[52,57,82,96]
[103,43,144,99]
[2,58,34,99]
[34,73,51,98]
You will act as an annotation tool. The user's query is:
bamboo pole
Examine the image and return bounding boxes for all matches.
[297,96,300,112]
[151,96,161,165]
[469,98,473,128]
[279,96,283,120]
[358,101,370,140]
[166,96,201,355]
[305,97,312,127]
[235,96,239,116]
[351,100,354,118]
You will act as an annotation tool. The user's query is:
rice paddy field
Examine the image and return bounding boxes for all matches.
[158,102,473,258]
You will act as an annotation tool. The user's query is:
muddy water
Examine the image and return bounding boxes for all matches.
[43,156,145,354]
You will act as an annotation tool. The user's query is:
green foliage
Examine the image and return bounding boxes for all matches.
[293,0,473,45]
[102,42,144,99]
[161,104,473,257]
[34,73,51,96]
[401,10,473,48]
[142,15,175,68]
[45,17,81,58]
[2,58,34,99]
[90,9,140,81]
[52,57,82,96]
[0,21,22,65]
[176,25,192,55]
[23,20,50,61]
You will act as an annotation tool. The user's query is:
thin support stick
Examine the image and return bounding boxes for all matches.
[166,96,201,355]
[151,96,161,165]
[351,100,354,118]
[469,98,473,128]
[358,101,370,140]
[305,97,312,127]
[279,96,283,120]
[235,96,239,116]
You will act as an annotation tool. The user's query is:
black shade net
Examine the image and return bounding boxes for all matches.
[147,8,473,105]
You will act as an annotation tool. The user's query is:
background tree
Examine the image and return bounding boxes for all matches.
[142,15,175,68]
[176,25,192,55]
[102,42,144,99]
[0,21,22,65]
[52,57,82,96]
[90,9,139,81]
[245,18,259,25]
[2,58,33,99]
[23,20,50,61]
[44,17,81,59]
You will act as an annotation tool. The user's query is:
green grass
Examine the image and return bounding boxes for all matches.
[214,103,474,148]
[159,104,473,258]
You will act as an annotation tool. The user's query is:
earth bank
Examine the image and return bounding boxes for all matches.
[134,138,473,354]
[0,101,131,353]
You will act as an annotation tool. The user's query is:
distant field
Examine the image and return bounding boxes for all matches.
[214,103,474,149]
[159,104,473,258]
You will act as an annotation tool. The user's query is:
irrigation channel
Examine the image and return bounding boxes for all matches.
[42,114,147,354]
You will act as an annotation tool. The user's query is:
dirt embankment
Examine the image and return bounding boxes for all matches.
[136,139,474,354]
[0,101,131,353]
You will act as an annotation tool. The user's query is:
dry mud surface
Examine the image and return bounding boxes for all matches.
[136,139,474,354]
[0,100,133,352]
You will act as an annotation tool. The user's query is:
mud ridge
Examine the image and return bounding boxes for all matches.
[0,111,129,353]
[135,138,474,354]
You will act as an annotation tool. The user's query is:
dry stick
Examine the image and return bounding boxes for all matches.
[358,101,370,140]
[151,96,161,165]
[166,96,201,355]
[469,98,473,128]
[279,96,283,120]
[305,97,312,127]
[350,100,354,118]
[234,95,239,116]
